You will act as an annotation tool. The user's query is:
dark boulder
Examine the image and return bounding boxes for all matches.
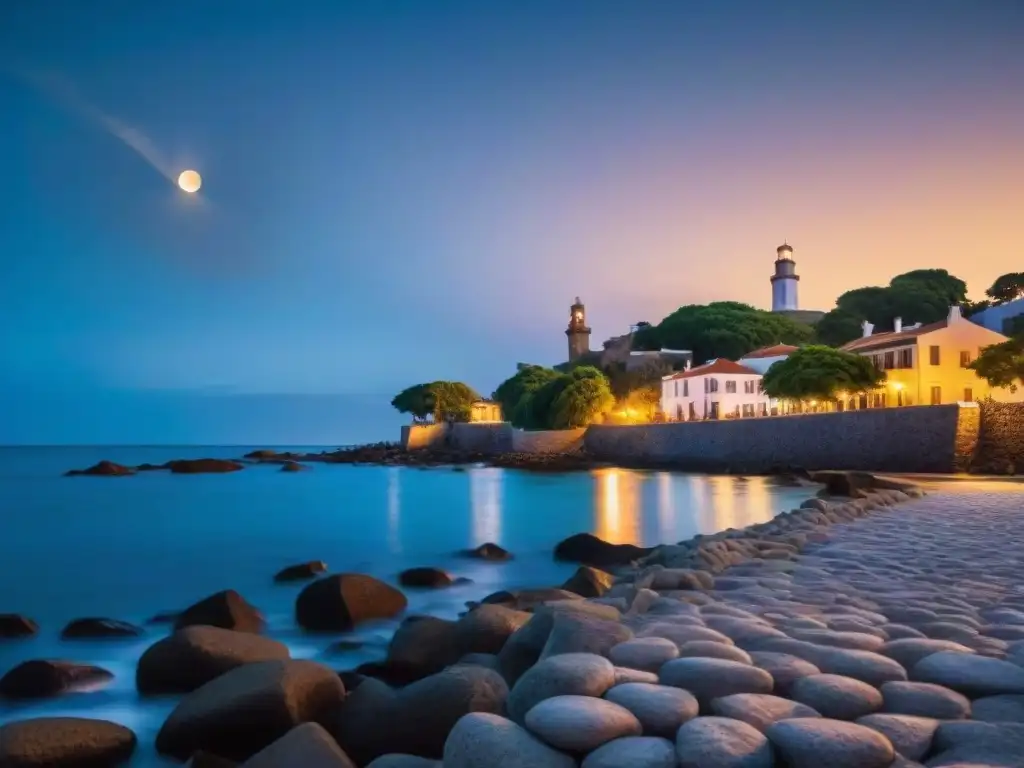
[167,458,245,474]
[0,660,114,699]
[279,461,309,472]
[244,449,281,459]
[554,532,651,568]
[561,565,615,598]
[148,610,181,624]
[185,751,238,767]
[0,717,137,767]
[242,722,356,768]
[174,590,264,634]
[137,625,290,694]
[399,568,456,588]
[136,462,168,471]
[64,460,135,477]
[296,574,407,632]
[60,617,143,640]
[459,542,512,561]
[479,588,583,611]
[274,561,328,582]
[155,659,345,761]
[353,660,428,687]
[0,614,38,639]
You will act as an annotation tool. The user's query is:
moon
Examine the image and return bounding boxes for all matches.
[177,170,202,193]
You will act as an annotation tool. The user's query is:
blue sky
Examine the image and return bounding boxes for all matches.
[2,1,1022,443]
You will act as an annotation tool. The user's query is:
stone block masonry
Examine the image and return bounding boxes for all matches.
[974,401,1024,474]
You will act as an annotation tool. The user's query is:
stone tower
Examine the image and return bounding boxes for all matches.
[770,243,800,312]
[565,297,592,361]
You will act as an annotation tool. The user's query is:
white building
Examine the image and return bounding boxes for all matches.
[737,344,799,375]
[969,297,1024,336]
[661,359,772,421]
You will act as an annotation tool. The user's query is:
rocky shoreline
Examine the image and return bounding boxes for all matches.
[12,471,1024,766]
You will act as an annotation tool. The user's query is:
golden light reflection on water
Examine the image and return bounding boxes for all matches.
[594,468,641,544]
[387,467,401,555]
[656,472,673,544]
[470,467,503,545]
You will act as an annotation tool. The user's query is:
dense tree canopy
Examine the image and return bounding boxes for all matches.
[391,380,481,422]
[970,336,1024,393]
[633,302,813,363]
[493,364,563,427]
[761,345,885,402]
[493,365,614,429]
[986,273,1024,305]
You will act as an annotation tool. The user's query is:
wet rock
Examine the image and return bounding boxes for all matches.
[562,566,615,598]
[442,712,575,768]
[460,543,512,561]
[524,695,641,752]
[969,694,1024,723]
[242,722,354,767]
[789,629,884,651]
[678,641,752,664]
[185,751,237,767]
[540,610,632,659]
[554,533,651,568]
[384,616,460,680]
[399,568,456,589]
[581,736,676,768]
[0,716,137,767]
[612,667,660,685]
[60,617,142,639]
[604,682,698,738]
[167,458,245,474]
[748,651,820,695]
[64,460,135,476]
[879,681,971,719]
[320,678,398,765]
[0,614,38,639]
[137,626,291,694]
[609,637,678,672]
[352,660,426,687]
[658,657,773,708]
[929,720,1024,766]
[638,622,734,647]
[790,673,883,720]
[764,641,909,686]
[911,650,1024,697]
[674,716,773,768]
[506,652,615,723]
[710,693,821,731]
[855,713,937,762]
[279,461,309,472]
[766,718,895,768]
[155,659,345,761]
[0,660,113,699]
[274,561,328,582]
[456,604,532,656]
[175,590,265,634]
[482,589,580,611]
[878,638,975,669]
[296,574,407,632]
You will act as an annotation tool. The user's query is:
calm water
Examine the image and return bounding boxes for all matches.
[0,445,814,765]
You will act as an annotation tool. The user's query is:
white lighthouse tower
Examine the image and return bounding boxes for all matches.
[770,243,799,312]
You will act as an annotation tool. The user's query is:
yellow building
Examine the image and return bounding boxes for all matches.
[841,305,1023,407]
[469,400,504,423]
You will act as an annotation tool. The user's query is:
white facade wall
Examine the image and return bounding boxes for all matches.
[771,278,799,312]
[661,372,772,421]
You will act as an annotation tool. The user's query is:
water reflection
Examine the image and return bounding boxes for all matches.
[387,467,401,554]
[470,467,503,546]
[594,468,640,544]
[656,472,673,544]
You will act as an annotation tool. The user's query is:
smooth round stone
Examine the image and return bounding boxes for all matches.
[581,736,676,768]
[0,717,137,767]
[911,651,1024,697]
[609,638,679,673]
[366,756,441,768]
[982,625,1024,641]
[710,693,820,732]
[766,718,895,768]
[604,682,698,738]
[916,622,980,644]
[659,658,773,706]
[524,695,641,753]
[825,619,888,638]
[678,642,752,664]
[639,624,734,646]
[879,638,975,669]
[855,714,938,761]
[880,681,971,719]
[971,694,1024,723]
[929,720,1024,766]
[748,652,820,695]
[790,630,885,652]
[675,716,773,768]
[790,674,882,720]
[507,653,615,723]
[443,712,575,768]
[613,667,659,685]
[880,624,926,640]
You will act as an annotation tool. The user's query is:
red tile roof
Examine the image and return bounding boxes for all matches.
[666,358,762,380]
[841,320,948,353]
[740,344,799,359]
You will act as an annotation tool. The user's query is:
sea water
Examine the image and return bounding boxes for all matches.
[0,445,814,765]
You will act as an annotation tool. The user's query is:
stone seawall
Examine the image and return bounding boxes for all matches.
[449,423,514,454]
[584,404,979,474]
[400,424,448,451]
[975,401,1024,474]
[511,428,586,454]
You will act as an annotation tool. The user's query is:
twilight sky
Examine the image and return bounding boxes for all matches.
[1,1,1022,444]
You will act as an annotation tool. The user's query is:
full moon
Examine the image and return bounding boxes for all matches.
[177,170,202,193]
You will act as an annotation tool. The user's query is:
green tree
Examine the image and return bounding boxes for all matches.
[814,308,865,347]
[552,373,615,428]
[391,381,480,422]
[634,302,813,362]
[969,336,1024,393]
[761,345,886,402]
[390,383,435,421]
[986,272,1024,305]
[890,269,968,306]
[493,365,562,428]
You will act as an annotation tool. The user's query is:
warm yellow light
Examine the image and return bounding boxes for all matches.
[891,381,904,391]
[177,170,202,193]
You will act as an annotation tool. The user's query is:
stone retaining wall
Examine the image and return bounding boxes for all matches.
[584,404,979,474]
[974,401,1024,474]
[511,428,586,454]
[400,424,448,451]
[448,423,514,454]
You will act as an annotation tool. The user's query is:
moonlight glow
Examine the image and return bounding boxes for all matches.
[177,170,202,193]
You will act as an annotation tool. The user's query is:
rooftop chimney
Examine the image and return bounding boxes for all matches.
[861,320,875,338]
[948,305,962,323]
[684,360,692,371]
[894,317,903,333]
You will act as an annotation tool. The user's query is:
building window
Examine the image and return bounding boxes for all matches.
[884,351,895,370]
[929,346,940,366]
[707,378,719,393]
[676,404,683,421]
[931,386,942,405]
[964,388,973,402]
[759,403,768,416]
[872,393,886,408]
[725,380,737,394]
[743,380,756,394]
[683,381,689,397]
[896,390,904,407]
[709,402,720,419]
[898,348,913,369]
[959,351,971,368]
[673,381,678,397]
[689,402,697,420]
[742,404,755,418]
